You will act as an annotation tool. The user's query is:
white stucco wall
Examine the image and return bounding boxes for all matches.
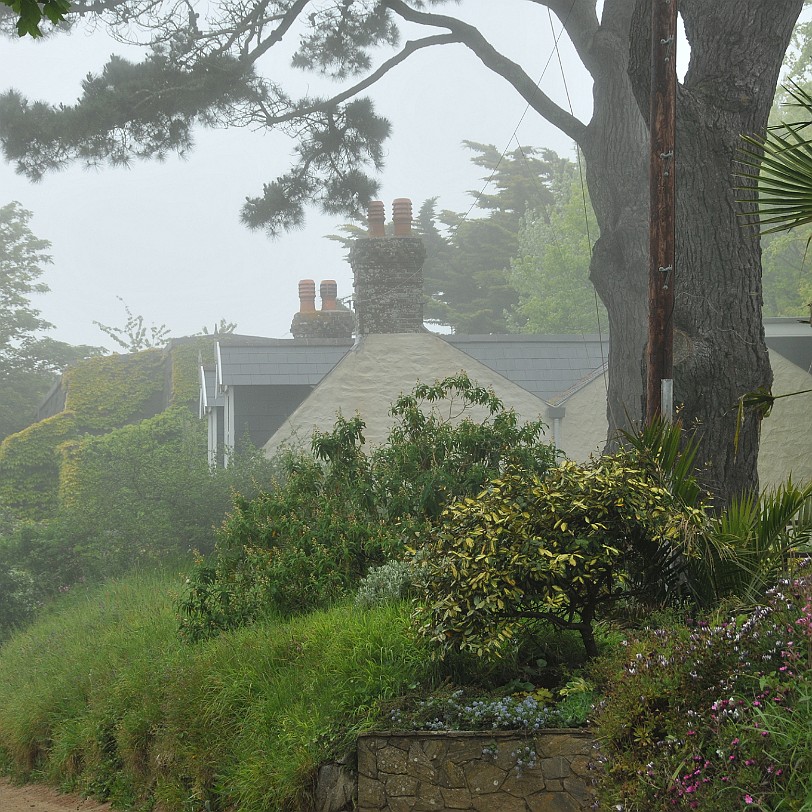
[552,351,812,489]
[554,376,609,462]
[758,351,812,490]
[263,332,553,457]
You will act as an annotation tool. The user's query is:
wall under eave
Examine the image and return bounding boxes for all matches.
[554,377,609,462]
[758,351,812,491]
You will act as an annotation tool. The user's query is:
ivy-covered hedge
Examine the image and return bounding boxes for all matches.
[63,350,167,433]
[169,339,215,405]
[0,412,78,521]
[0,341,213,523]
[58,407,239,571]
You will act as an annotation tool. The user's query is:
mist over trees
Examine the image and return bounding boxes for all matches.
[0,201,102,441]
[0,0,806,504]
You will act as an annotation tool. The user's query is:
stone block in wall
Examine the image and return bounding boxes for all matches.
[356,730,597,812]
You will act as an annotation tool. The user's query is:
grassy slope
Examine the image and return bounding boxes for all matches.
[0,571,429,811]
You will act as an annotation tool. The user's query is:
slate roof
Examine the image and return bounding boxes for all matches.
[209,322,809,403]
[216,338,353,387]
[211,333,609,402]
[446,334,608,402]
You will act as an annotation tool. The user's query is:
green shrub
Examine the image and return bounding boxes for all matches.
[178,450,407,640]
[179,374,557,640]
[412,449,708,661]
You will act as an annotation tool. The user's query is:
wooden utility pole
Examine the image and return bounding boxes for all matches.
[646,0,677,424]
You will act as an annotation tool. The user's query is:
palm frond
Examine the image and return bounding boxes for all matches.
[708,480,812,603]
[736,81,812,234]
[619,418,702,507]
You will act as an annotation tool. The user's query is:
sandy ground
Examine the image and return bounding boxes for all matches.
[0,778,114,811]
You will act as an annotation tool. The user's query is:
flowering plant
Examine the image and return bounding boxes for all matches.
[593,562,812,810]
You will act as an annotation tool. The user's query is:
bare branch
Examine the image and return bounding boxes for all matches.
[383,0,588,145]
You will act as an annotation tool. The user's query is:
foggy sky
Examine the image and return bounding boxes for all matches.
[2,3,595,351]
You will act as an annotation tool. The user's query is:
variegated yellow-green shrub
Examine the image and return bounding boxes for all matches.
[412,451,708,660]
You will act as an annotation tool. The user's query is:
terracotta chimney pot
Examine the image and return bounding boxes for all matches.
[298,279,316,313]
[320,280,338,311]
[368,200,385,237]
[392,198,412,236]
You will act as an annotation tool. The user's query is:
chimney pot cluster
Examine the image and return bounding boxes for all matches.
[291,279,354,338]
[366,198,413,237]
[298,278,344,313]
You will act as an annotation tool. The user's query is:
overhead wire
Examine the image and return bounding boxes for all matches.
[544,4,612,416]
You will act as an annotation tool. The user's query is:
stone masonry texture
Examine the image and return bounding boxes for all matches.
[355,730,596,812]
[350,237,427,335]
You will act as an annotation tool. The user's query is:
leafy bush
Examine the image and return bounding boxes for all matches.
[370,374,557,520]
[179,374,557,640]
[412,447,708,660]
[354,559,415,609]
[591,561,812,811]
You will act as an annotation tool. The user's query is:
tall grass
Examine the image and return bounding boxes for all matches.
[0,570,431,811]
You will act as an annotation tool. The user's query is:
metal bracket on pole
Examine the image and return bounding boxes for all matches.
[661,379,674,424]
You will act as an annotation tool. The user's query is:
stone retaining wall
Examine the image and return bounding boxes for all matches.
[355,730,596,812]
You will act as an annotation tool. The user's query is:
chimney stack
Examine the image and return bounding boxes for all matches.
[350,198,426,336]
[290,279,354,339]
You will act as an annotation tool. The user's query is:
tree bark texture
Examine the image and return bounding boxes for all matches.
[582,0,801,506]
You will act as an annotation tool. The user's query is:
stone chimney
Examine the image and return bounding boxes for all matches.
[290,279,354,339]
[350,198,426,335]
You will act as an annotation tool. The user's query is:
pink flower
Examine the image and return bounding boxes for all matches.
[744,794,754,804]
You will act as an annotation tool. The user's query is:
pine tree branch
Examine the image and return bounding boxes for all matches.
[383,0,588,145]
[259,33,459,126]
[244,0,309,63]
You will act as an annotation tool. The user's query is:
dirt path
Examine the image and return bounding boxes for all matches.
[0,778,114,812]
